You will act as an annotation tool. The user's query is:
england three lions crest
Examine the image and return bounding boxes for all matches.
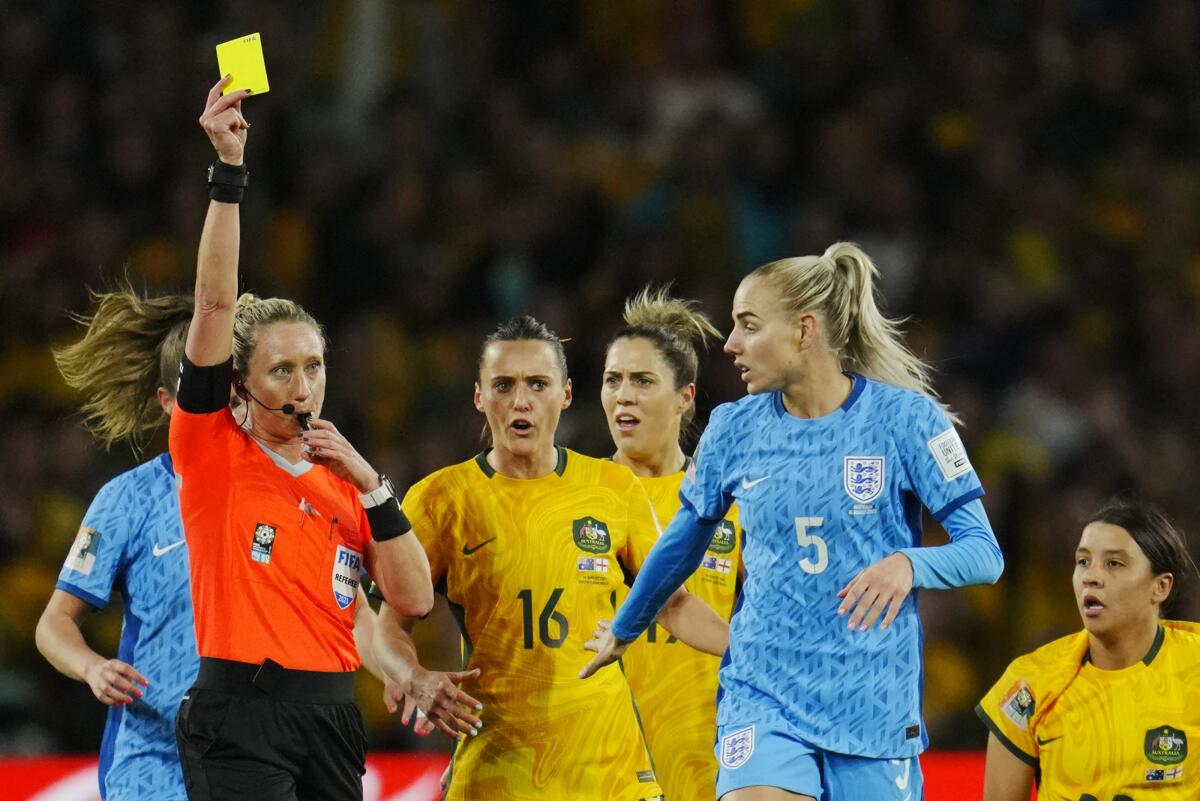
[719,725,755,769]
[844,456,885,504]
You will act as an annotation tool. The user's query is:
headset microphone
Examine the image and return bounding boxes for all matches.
[278,403,314,429]
[239,385,310,428]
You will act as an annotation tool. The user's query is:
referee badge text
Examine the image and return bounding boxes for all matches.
[332,545,362,609]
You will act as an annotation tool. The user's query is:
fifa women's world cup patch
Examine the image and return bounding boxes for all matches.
[999,680,1036,731]
[332,545,362,609]
[65,525,102,576]
[250,523,277,564]
[719,725,755,769]
[572,517,611,553]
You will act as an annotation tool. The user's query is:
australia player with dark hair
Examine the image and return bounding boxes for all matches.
[979,494,1200,800]
[372,314,730,801]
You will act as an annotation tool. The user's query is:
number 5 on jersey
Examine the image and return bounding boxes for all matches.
[795,517,828,574]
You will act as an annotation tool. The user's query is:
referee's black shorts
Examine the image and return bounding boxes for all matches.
[176,657,367,801]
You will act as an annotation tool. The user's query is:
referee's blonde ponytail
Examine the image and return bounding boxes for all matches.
[750,242,943,405]
[54,280,193,451]
[609,285,720,425]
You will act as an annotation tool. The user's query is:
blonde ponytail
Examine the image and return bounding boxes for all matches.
[54,281,193,451]
[752,242,951,415]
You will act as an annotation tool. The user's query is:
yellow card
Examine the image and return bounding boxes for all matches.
[216,33,270,95]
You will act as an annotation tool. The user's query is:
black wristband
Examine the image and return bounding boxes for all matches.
[207,161,249,204]
[365,498,412,542]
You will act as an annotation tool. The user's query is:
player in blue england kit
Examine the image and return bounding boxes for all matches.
[36,288,198,800]
[582,242,1004,801]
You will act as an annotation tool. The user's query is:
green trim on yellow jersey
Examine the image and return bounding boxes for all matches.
[473,446,568,478]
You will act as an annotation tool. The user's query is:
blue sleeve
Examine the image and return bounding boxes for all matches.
[899,498,1003,589]
[610,499,719,642]
[679,404,737,521]
[899,396,984,519]
[56,474,139,610]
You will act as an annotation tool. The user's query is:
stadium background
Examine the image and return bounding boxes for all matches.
[1,0,1198,794]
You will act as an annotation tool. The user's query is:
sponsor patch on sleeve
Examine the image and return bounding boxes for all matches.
[64,525,102,576]
[928,427,972,481]
[999,679,1036,731]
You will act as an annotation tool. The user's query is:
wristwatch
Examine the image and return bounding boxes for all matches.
[359,475,396,508]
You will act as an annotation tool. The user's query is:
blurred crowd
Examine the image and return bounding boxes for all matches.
[2,0,1199,756]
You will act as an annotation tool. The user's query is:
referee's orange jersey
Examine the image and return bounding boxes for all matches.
[169,406,371,671]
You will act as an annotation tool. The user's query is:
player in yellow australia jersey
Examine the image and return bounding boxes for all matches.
[372,315,730,801]
[978,495,1200,801]
[600,286,743,801]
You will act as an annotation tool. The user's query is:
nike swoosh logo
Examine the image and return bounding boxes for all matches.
[462,537,496,556]
[1036,735,1063,745]
[892,758,911,790]
[152,540,185,557]
[741,476,770,490]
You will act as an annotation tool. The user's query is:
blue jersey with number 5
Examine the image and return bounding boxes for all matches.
[682,375,986,757]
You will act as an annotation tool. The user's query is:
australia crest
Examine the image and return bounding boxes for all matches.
[572,517,611,554]
[1146,726,1187,766]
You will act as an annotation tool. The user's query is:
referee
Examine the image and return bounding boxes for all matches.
[169,77,434,801]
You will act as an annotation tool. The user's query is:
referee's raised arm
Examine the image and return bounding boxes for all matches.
[187,76,250,368]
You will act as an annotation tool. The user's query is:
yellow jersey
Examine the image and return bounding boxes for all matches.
[619,466,741,801]
[977,621,1200,799]
[402,448,663,801]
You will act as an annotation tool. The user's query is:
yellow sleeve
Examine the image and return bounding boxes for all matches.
[401,478,449,588]
[975,658,1041,768]
[620,477,660,574]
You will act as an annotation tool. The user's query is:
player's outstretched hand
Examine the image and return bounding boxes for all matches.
[836,552,915,632]
[579,620,630,679]
[199,76,251,165]
[84,658,148,706]
[384,679,437,737]
[406,666,483,739]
